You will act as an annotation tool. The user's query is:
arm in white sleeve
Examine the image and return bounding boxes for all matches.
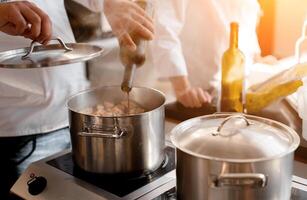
[72,0,103,12]
[151,0,189,78]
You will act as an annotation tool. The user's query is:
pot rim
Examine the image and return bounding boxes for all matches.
[170,113,300,163]
[66,85,166,118]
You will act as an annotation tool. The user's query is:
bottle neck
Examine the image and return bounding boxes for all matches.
[229,23,239,49]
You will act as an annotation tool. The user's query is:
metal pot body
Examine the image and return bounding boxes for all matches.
[176,148,294,200]
[171,113,300,200]
[67,86,165,174]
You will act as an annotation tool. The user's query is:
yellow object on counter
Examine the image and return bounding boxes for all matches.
[246,63,307,113]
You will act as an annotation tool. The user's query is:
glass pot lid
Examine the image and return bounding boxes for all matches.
[170,113,300,162]
[0,37,104,68]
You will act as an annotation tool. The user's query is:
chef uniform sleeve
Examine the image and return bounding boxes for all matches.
[151,0,189,79]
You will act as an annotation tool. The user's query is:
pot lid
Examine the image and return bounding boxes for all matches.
[170,113,300,162]
[0,37,104,68]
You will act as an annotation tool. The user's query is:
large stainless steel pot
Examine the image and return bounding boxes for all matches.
[67,86,165,174]
[171,113,300,200]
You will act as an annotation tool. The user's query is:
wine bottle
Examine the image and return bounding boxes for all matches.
[220,22,245,112]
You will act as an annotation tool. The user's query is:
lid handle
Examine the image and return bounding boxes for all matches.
[213,115,252,136]
[22,37,72,59]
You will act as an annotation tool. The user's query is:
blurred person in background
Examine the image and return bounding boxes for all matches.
[152,0,277,108]
[0,0,153,199]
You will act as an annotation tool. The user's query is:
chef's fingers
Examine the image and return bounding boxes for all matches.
[131,11,154,34]
[0,23,22,36]
[185,90,197,108]
[130,20,154,40]
[197,88,212,104]
[203,91,212,103]
[191,89,202,108]
[119,32,137,51]
[177,92,190,108]
[4,5,28,35]
[41,38,50,45]
[178,94,192,108]
[129,1,153,23]
[27,3,52,44]
[20,4,42,40]
[197,88,208,105]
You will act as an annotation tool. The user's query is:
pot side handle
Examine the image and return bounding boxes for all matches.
[213,173,267,188]
[78,126,127,139]
[80,117,127,139]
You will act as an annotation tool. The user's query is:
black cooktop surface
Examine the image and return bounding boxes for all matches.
[47,147,175,197]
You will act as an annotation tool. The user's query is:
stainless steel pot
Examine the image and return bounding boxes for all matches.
[67,86,165,174]
[171,113,300,200]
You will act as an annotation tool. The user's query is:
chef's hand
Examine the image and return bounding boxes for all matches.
[104,0,154,51]
[0,1,52,44]
[170,76,212,108]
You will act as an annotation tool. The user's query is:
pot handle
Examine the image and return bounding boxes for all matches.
[78,117,127,139]
[78,127,126,138]
[213,173,267,188]
[22,37,72,59]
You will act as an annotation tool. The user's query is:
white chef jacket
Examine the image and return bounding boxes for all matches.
[0,0,100,137]
[151,0,261,90]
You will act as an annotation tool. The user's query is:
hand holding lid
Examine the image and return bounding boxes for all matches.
[0,1,52,44]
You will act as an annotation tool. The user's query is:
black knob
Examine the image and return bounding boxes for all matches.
[27,175,47,195]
